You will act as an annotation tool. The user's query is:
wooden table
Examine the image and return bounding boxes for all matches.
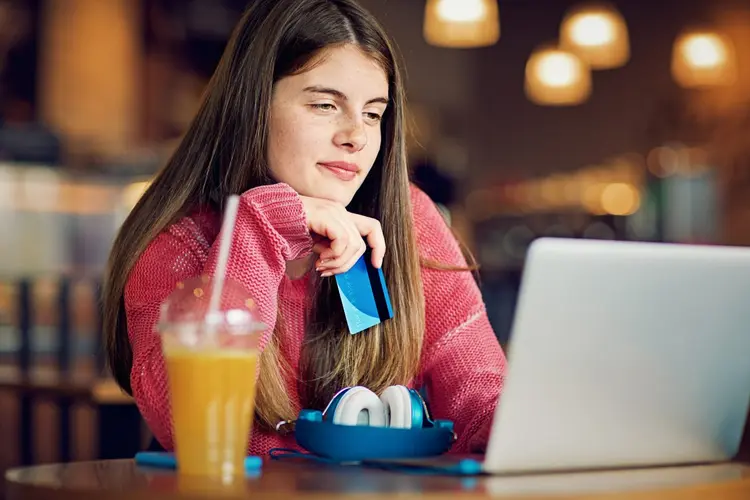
[5,459,750,499]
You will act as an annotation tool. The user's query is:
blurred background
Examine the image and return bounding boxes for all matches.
[1,0,750,490]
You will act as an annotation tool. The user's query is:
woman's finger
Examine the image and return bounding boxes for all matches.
[320,239,367,277]
[348,214,386,268]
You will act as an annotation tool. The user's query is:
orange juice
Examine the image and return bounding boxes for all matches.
[165,347,258,478]
[177,473,249,496]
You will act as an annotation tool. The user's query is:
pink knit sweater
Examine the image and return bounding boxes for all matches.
[124,182,507,455]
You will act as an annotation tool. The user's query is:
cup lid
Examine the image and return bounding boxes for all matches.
[157,275,267,333]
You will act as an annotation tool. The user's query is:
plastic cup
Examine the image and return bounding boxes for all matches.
[157,275,265,481]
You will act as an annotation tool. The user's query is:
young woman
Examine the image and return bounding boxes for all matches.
[103,0,506,456]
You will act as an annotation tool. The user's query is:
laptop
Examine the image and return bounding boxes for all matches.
[481,237,750,474]
[373,237,750,476]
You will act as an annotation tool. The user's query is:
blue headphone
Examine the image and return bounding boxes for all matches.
[277,385,456,462]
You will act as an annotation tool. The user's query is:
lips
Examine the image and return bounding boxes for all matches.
[318,162,359,181]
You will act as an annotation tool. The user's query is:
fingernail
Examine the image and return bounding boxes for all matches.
[320,259,331,265]
[321,272,332,278]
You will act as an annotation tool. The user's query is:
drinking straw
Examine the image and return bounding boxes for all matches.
[206,194,240,337]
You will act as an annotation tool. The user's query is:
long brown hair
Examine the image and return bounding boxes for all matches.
[103,0,426,429]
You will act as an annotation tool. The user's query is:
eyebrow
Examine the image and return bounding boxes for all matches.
[303,85,389,105]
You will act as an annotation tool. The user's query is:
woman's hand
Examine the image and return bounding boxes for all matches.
[300,196,385,277]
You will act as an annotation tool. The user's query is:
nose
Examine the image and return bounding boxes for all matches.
[333,116,367,153]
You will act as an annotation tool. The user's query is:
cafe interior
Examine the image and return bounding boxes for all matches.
[2,0,750,497]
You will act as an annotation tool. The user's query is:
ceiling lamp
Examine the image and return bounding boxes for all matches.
[525,45,592,106]
[423,0,500,48]
[560,2,630,69]
[671,30,737,88]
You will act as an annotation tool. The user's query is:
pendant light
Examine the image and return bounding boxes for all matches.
[671,29,737,88]
[423,0,500,48]
[560,2,630,69]
[525,45,592,106]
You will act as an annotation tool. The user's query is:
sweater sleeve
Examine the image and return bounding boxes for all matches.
[410,185,507,454]
[123,183,313,450]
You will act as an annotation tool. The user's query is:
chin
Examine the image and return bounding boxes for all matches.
[311,187,357,207]
[324,193,355,207]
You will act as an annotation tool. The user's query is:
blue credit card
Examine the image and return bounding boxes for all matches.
[334,251,394,334]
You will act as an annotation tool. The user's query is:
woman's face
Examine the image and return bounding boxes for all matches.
[267,44,389,206]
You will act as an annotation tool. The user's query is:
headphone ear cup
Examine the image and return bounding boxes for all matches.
[379,385,413,429]
[332,386,386,427]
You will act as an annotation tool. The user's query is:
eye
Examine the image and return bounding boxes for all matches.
[311,103,337,112]
[364,112,382,123]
